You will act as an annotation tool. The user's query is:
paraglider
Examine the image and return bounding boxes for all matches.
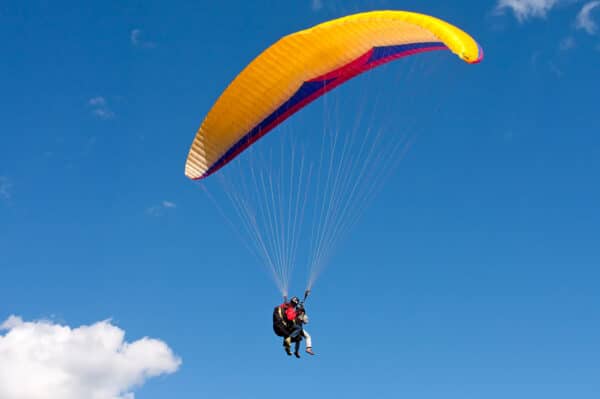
[273,292,314,357]
[184,10,483,357]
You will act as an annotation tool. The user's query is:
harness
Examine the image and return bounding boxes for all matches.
[272,290,311,337]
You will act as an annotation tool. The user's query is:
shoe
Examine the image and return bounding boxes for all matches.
[294,351,300,358]
[306,347,315,355]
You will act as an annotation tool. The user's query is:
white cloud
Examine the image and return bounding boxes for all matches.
[147,200,177,216]
[130,29,156,48]
[88,96,115,119]
[496,0,561,21]
[576,1,600,34]
[559,35,576,50]
[311,0,323,11]
[0,176,11,201]
[0,315,181,399]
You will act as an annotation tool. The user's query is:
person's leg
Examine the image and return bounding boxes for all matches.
[302,330,314,355]
[283,337,292,355]
[281,326,293,355]
[294,339,301,358]
[302,330,312,348]
[289,324,302,339]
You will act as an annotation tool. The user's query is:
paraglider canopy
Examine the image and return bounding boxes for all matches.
[185,10,482,180]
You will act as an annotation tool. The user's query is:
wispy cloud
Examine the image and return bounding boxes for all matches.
[0,315,181,399]
[559,36,576,50]
[147,200,177,216]
[88,96,106,107]
[548,60,564,76]
[131,28,156,48]
[530,49,568,75]
[162,200,176,208]
[495,0,561,21]
[131,28,142,45]
[576,1,600,34]
[0,176,11,201]
[311,0,323,11]
[88,96,114,119]
[92,108,114,119]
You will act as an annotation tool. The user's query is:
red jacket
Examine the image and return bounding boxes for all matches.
[285,304,297,322]
[278,303,298,321]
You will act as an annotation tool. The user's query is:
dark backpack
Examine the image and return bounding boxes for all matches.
[272,305,289,337]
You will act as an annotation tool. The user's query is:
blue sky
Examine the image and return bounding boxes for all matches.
[1,0,600,398]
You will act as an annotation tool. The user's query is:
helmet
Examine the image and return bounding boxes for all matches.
[289,296,300,306]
